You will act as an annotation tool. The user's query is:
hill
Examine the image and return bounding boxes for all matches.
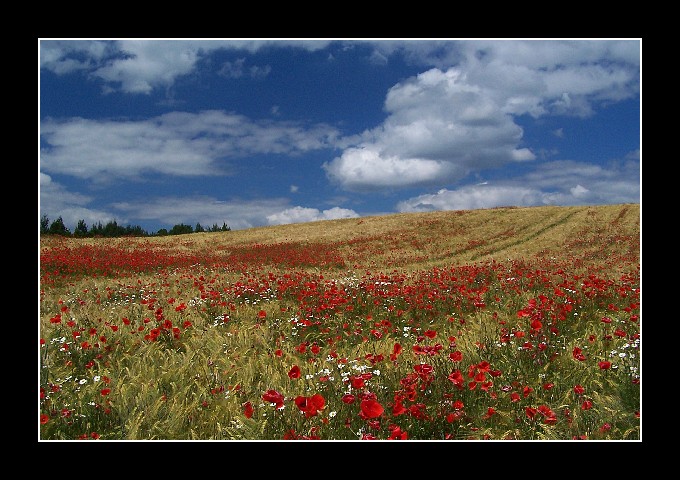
[40,203,640,279]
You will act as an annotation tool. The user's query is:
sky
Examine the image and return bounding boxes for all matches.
[38,39,641,233]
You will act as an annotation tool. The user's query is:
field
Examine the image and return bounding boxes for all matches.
[38,204,641,440]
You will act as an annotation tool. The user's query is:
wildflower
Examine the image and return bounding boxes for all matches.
[262,389,285,410]
[294,393,325,418]
[288,365,301,379]
[359,399,384,419]
[572,346,586,361]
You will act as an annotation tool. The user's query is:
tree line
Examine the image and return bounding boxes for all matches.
[40,215,231,238]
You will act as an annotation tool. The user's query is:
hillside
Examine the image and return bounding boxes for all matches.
[41,203,640,279]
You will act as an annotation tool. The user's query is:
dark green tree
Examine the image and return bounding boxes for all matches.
[221,222,231,232]
[40,214,50,234]
[74,219,89,237]
[156,228,168,236]
[169,223,193,235]
[48,216,71,236]
[102,220,122,237]
[195,222,205,233]
[89,221,104,237]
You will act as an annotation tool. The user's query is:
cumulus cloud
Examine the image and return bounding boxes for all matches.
[396,153,640,212]
[266,206,359,226]
[40,110,341,182]
[324,67,536,191]
[325,40,639,192]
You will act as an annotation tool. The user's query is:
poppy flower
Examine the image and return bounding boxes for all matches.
[262,389,285,409]
[359,399,384,419]
[598,361,612,370]
[350,376,365,389]
[294,393,325,418]
[288,365,301,379]
[572,347,586,361]
[243,401,253,418]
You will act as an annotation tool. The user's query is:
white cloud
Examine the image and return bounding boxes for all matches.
[324,146,458,190]
[110,196,359,230]
[112,196,290,231]
[40,39,331,94]
[325,40,639,191]
[266,206,359,226]
[39,173,120,230]
[324,67,536,190]
[40,110,341,182]
[397,153,640,213]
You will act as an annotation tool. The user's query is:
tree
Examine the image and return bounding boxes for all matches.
[221,222,231,232]
[89,221,104,237]
[40,214,50,235]
[156,228,168,236]
[169,223,193,235]
[195,222,205,233]
[74,219,88,237]
[48,216,71,236]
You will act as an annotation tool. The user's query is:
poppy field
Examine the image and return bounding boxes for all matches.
[38,204,641,440]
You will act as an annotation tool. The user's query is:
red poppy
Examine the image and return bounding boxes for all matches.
[288,365,301,379]
[448,370,464,389]
[573,385,585,395]
[572,346,586,361]
[262,389,285,409]
[359,399,384,419]
[598,361,612,370]
[581,400,593,410]
[294,393,325,418]
[258,310,267,319]
[392,398,408,416]
[388,425,408,439]
[483,407,496,419]
[40,413,49,425]
[341,394,356,404]
[100,388,111,396]
[449,351,463,362]
[243,401,253,418]
[350,376,365,389]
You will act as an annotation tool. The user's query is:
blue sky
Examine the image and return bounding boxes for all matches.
[39,39,641,233]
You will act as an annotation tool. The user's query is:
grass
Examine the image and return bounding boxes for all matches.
[39,203,641,440]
